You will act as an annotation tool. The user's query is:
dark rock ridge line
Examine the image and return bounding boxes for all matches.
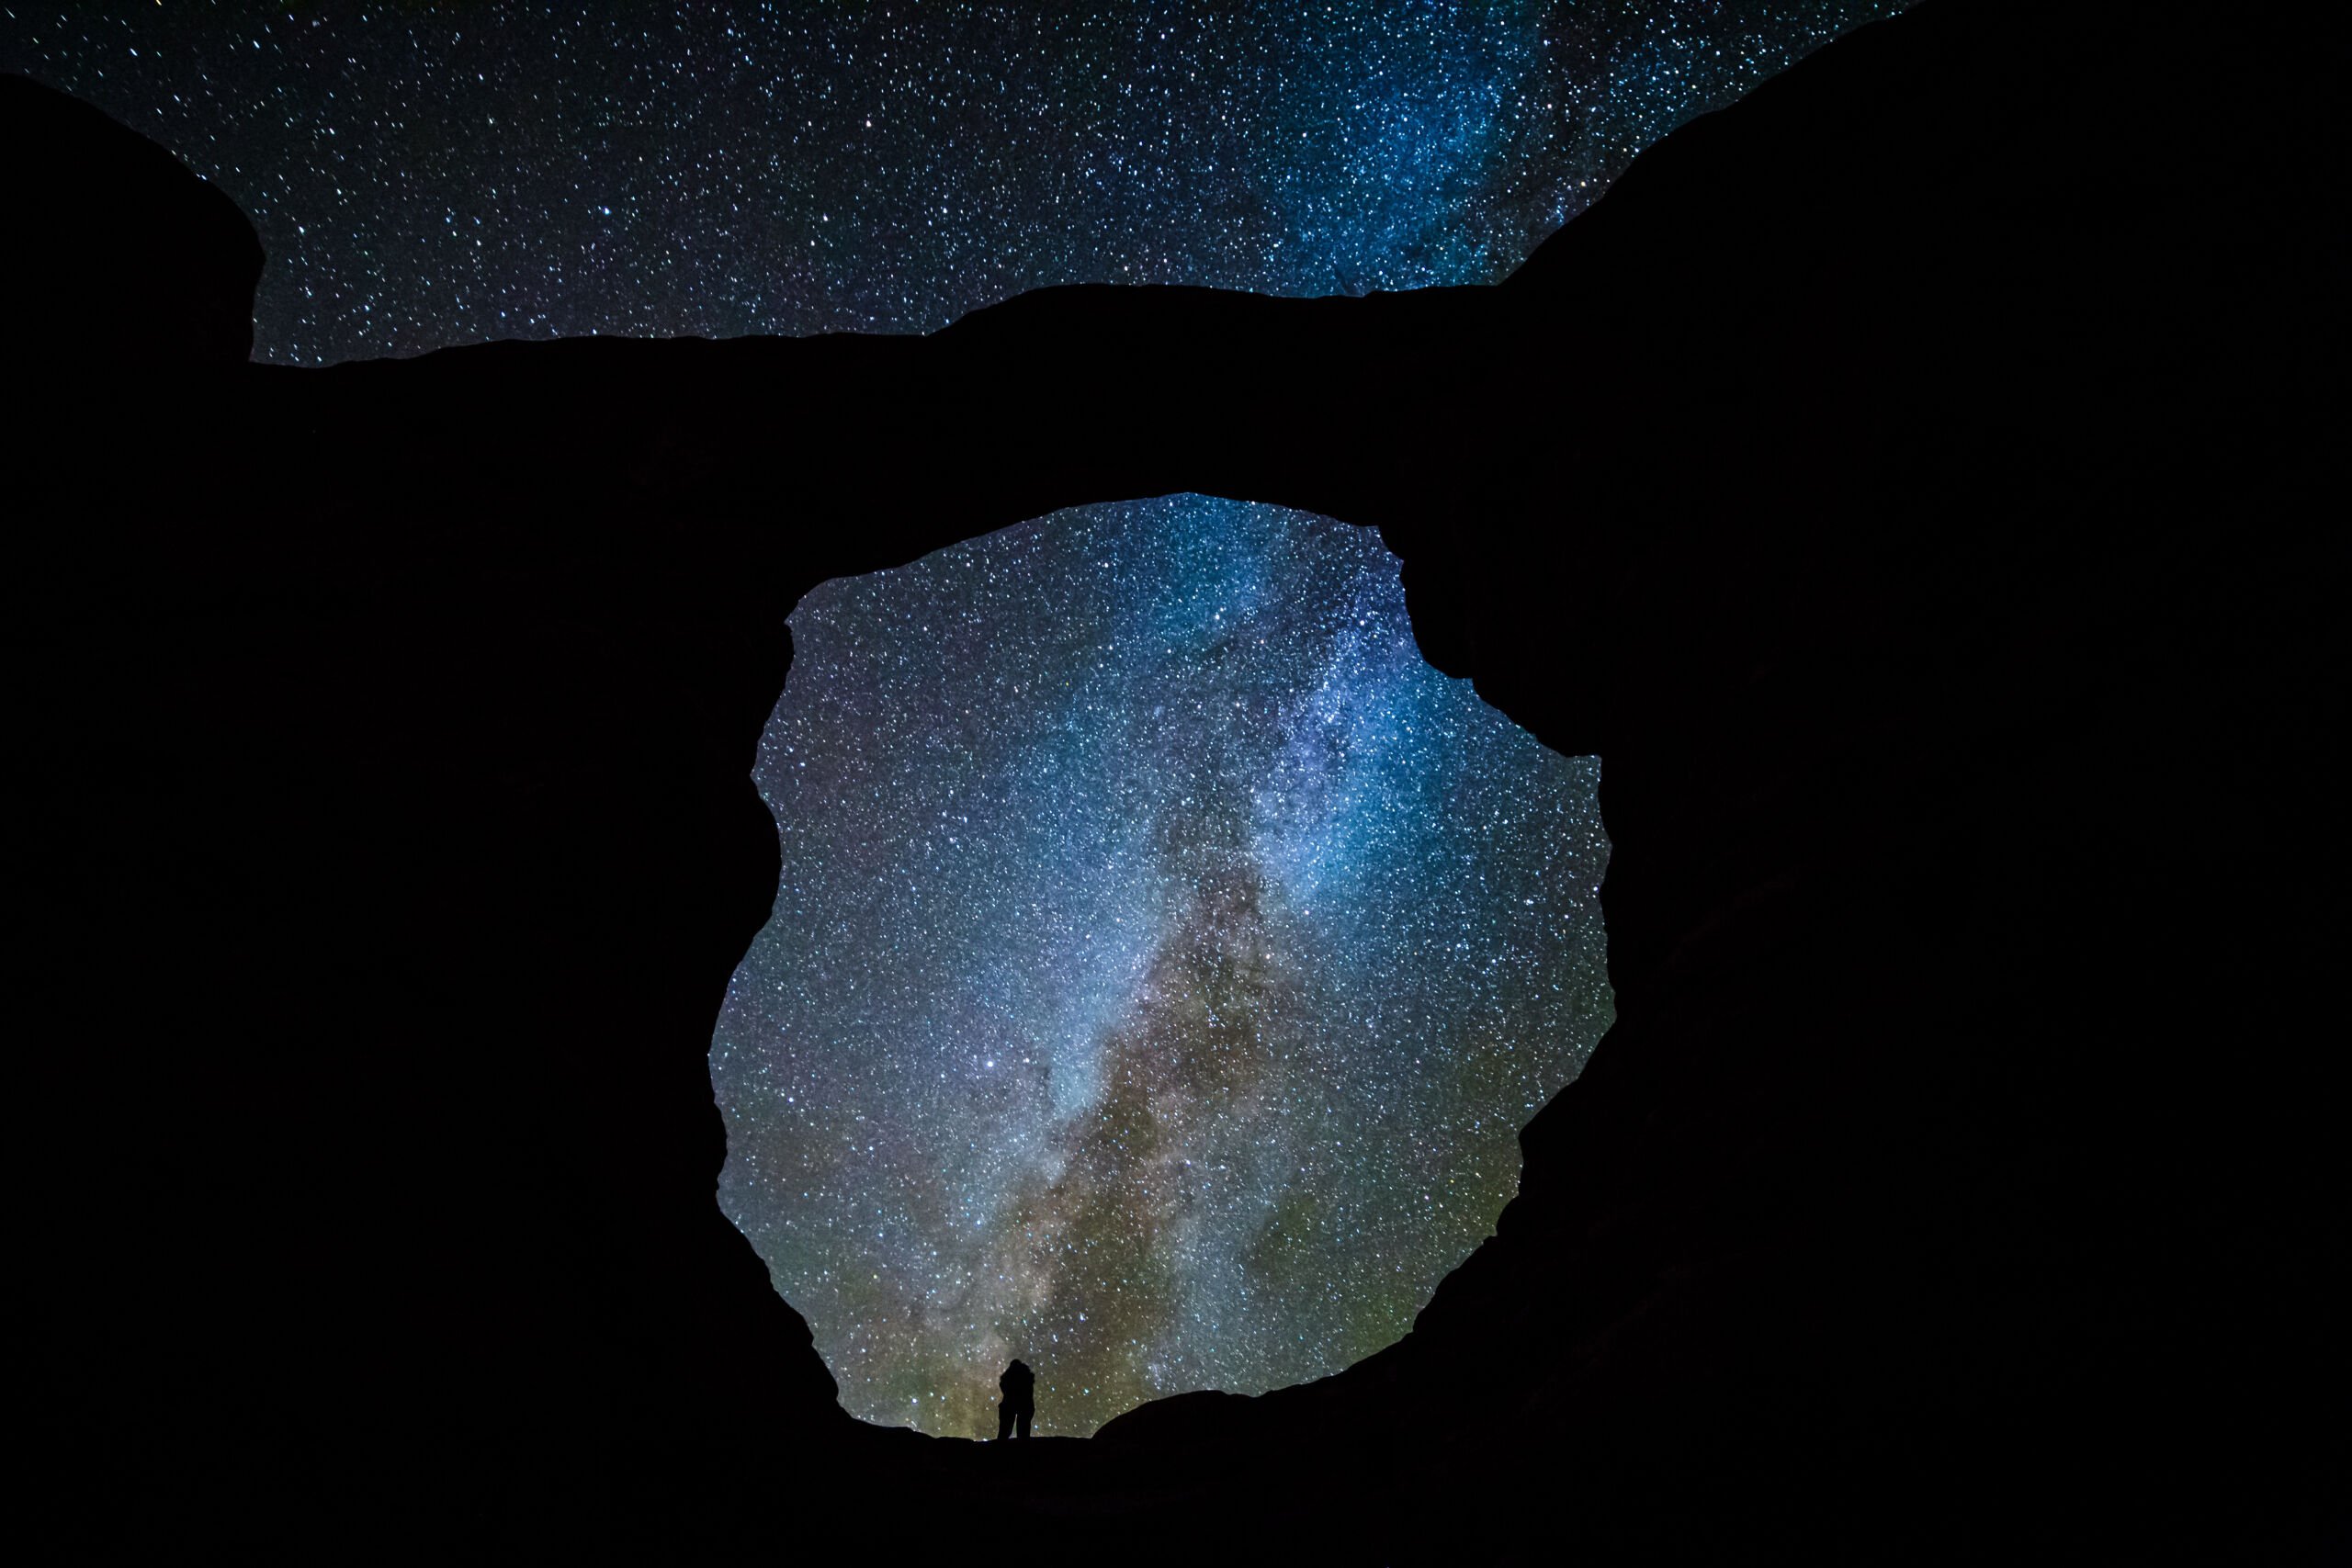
[10,0,2342,1558]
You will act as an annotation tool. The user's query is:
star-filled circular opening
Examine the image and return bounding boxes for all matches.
[712,496,1610,1438]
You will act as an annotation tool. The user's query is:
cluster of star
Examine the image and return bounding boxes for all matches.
[8,2,1905,360]
[714,501,1611,1436]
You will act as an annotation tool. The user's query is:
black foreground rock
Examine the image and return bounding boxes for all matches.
[10,2,2343,1559]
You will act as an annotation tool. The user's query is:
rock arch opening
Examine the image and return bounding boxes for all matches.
[712,495,1611,1438]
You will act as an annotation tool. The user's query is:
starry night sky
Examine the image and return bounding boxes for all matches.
[9,2,1902,357]
[7,1,1906,1436]
[719,502,1609,1435]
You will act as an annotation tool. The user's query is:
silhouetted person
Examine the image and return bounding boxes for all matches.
[996,1359,1035,1440]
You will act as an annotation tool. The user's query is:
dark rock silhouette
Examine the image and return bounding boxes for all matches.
[997,1359,1036,1441]
[2,73,261,370]
[11,0,2344,1559]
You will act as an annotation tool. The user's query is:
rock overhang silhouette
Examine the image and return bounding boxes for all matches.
[11,0,2342,1557]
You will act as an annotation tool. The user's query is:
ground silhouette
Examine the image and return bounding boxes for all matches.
[11,0,2343,1559]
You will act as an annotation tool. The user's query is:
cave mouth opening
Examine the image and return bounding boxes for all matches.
[709,494,1611,1439]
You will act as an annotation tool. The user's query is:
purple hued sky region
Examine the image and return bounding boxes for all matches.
[7,0,1910,1435]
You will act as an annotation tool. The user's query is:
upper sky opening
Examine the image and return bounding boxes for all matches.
[9,2,1906,362]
